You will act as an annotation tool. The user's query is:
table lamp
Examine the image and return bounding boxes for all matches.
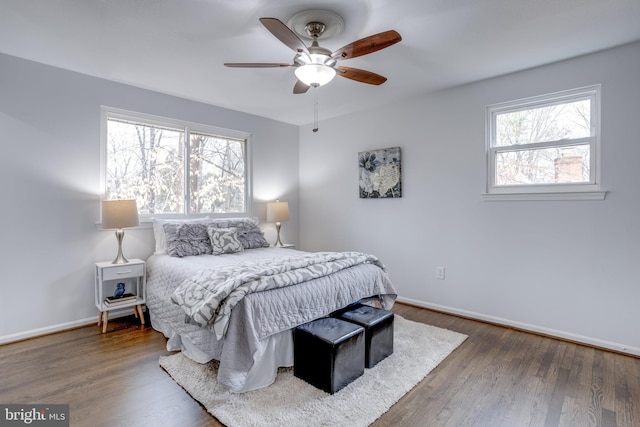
[101,199,140,264]
[266,200,290,247]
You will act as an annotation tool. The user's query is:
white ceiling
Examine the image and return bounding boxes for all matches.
[2,0,640,126]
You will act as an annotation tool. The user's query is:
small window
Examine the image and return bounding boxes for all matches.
[102,108,250,216]
[484,85,604,200]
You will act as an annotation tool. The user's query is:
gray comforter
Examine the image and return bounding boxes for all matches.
[171,251,387,339]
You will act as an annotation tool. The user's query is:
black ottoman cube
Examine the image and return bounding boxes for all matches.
[294,317,365,394]
[335,304,394,368]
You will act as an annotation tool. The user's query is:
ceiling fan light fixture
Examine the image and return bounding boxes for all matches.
[294,63,336,86]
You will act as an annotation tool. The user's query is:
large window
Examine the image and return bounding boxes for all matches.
[102,108,250,215]
[484,85,604,200]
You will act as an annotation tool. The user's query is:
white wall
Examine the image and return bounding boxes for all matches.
[3,41,639,354]
[299,42,640,355]
[0,53,299,342]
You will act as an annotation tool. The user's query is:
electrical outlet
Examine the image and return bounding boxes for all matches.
[436,266,445,280]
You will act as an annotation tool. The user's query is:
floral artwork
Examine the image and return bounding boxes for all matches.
[358,147,401,198]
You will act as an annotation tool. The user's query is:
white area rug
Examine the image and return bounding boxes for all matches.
[159,315,467,427]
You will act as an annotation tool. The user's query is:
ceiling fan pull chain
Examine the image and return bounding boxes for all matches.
[313,84,319,132]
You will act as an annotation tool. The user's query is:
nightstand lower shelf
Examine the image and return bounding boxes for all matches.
[97,301,146,333]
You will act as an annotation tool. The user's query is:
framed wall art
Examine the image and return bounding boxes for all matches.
[358,146,401,198]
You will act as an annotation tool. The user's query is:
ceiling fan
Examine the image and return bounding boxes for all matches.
[224,16,402,94]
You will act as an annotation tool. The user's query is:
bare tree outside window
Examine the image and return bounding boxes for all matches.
[486,86,601,198]
[189,133,245,214]
[105,114,246,215]
[494,100,591,186]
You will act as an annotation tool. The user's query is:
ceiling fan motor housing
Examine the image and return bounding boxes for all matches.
[294,23,337,86]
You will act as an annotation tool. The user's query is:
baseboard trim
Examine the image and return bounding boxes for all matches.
[0,308,138,345]
[396,296,640,358]
[4,299,639,358]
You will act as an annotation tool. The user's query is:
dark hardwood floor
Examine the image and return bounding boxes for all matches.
[1,303,638,426]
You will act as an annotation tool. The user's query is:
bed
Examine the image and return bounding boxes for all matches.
[146,217,397,393]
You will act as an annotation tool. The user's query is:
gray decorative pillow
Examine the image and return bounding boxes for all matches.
[163,223,212,257]
[236,228,270,249]
[207,227,245,255]
[152,216,211,254]
[208,217,269,249]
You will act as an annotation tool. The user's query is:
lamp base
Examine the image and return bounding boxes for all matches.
[274,222,285,247]
[112,229,130,264]
[112,254,129,264]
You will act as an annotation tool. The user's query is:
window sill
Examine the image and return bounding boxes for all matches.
[481,190,607,201]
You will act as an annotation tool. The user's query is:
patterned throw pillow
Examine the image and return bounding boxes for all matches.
[236,229,270,249]
[163,223,212,257]
[152,217,211,254]
[208,217,270,249]
[208,227,245,255]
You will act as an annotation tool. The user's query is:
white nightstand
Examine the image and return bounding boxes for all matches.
[95,259,146,333]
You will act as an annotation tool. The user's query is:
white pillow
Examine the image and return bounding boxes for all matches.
[152,217,211,254]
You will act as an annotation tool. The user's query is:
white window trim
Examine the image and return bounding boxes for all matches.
[482,85,606,201]
[100,106,253,219]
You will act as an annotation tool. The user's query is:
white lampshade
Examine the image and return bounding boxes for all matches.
[101,199,140,229]
[294,64,336,87]
[266,201,290,222]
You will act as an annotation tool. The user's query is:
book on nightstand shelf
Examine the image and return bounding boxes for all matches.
[104,293,137,306]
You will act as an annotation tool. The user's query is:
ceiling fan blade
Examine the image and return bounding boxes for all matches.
[259,17,310,56]
[336,66,387,85]
[293,80,310,94]
[224,63,292,68]
[332,30,402,60]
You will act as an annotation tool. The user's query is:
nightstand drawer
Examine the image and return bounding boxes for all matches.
[102,264,144,281]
